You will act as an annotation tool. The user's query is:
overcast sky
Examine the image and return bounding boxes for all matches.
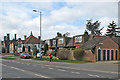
[0,0,119,41]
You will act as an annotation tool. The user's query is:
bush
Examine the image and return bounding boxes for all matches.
[73,48,84,60]
[2,47,5,53]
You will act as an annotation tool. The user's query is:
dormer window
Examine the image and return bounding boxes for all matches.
[46,40,50,45]
[75,36,82,43]
[53,40,56,45]
[58,38,63,44]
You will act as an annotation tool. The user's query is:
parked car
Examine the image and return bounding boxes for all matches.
[20,53,31,59]
[37,52,44,58]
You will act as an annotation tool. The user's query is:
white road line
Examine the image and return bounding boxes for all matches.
[49,68,54,70]
[58,69,66,72]
[2,64,7,66]
[10,67,24,72]
[88,74,100,77]
[71,72,80,74]
[34,74,48,78]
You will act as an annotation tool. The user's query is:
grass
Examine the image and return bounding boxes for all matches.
[1,57,16,60]
[32,58,95,63]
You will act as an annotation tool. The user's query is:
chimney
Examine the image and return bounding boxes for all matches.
[4,36,7,41]
[7,33,10,40]
[18,38,21,40]
[24,35,27,40]
[38,36,40,39]
[14,34,17,40]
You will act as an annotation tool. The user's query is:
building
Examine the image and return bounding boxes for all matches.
[1,32,44,53]
[81,36,120,61]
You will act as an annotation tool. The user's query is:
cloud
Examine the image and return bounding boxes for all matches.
[0,1,118,41]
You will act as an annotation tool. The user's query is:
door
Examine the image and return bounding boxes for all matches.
[98,49,101,61]
[107,50,110,60]
[103,50,106,61]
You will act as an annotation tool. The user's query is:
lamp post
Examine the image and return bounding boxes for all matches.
[33,9,42,52]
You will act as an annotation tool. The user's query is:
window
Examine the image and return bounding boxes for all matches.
[46,40,50,45]
[75,36,82,43]
[107,50,110,60]
[98,49,101,61]
[115,50,118,60]
[58,38,63,44]
[111,50,114,60]
[18,42,21,47]
[53,40,56,45]
[103,50,106,61]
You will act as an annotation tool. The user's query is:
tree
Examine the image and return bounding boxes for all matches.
[28,46,31,52]
[106,21,120,37]
[44,43,48,55]
[84,30,88,35]
[95,27,104,36]
[57,32,62,37]
[63,32,70,37]
[22,45,25,52]
[86,20,101,34]
[2,47,5,53]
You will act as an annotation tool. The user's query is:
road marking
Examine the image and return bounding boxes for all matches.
[34,74,48,78]
[49,68,54,70]
[2,64,7,66]
[3,64,49,78]
[10,67,24,72]
[88,74,100,77]
[71,72,80,74]
[58,69,66,72]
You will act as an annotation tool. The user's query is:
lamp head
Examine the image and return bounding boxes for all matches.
[33,10,37,12]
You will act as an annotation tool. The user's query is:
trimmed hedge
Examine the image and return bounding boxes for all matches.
[73,48,84,60]
[57,49,70,60]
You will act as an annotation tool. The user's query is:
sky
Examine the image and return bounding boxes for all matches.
[0,0,119,41]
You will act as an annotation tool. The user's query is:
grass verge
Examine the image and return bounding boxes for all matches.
[32,58,95,63]
[1,57,16,60]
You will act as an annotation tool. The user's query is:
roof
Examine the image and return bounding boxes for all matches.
[111,37,120,46]
[24,35,40,44]
[66,37,74,47]
[81,37,107,49]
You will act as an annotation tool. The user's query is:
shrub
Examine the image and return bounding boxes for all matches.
[73,48,84,60]
[2,47,5,53]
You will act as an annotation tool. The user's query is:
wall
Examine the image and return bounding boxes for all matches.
[95,38,119,61]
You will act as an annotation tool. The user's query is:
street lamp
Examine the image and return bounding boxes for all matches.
[33,9,42,52]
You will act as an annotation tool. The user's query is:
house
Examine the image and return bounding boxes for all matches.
[73,34,89,48]
[0,41,2,53]
[23,32,44,52]
[81,36,120,61]
[1,32,44,53]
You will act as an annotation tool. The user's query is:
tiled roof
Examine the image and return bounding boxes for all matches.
[111,37,120,46]
[81,37,107,49]
[66,37,74,47]
[24,35,40,44]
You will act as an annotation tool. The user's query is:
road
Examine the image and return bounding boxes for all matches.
[1,59,119,80]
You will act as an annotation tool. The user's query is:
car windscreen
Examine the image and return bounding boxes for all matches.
[24,53,29,55]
